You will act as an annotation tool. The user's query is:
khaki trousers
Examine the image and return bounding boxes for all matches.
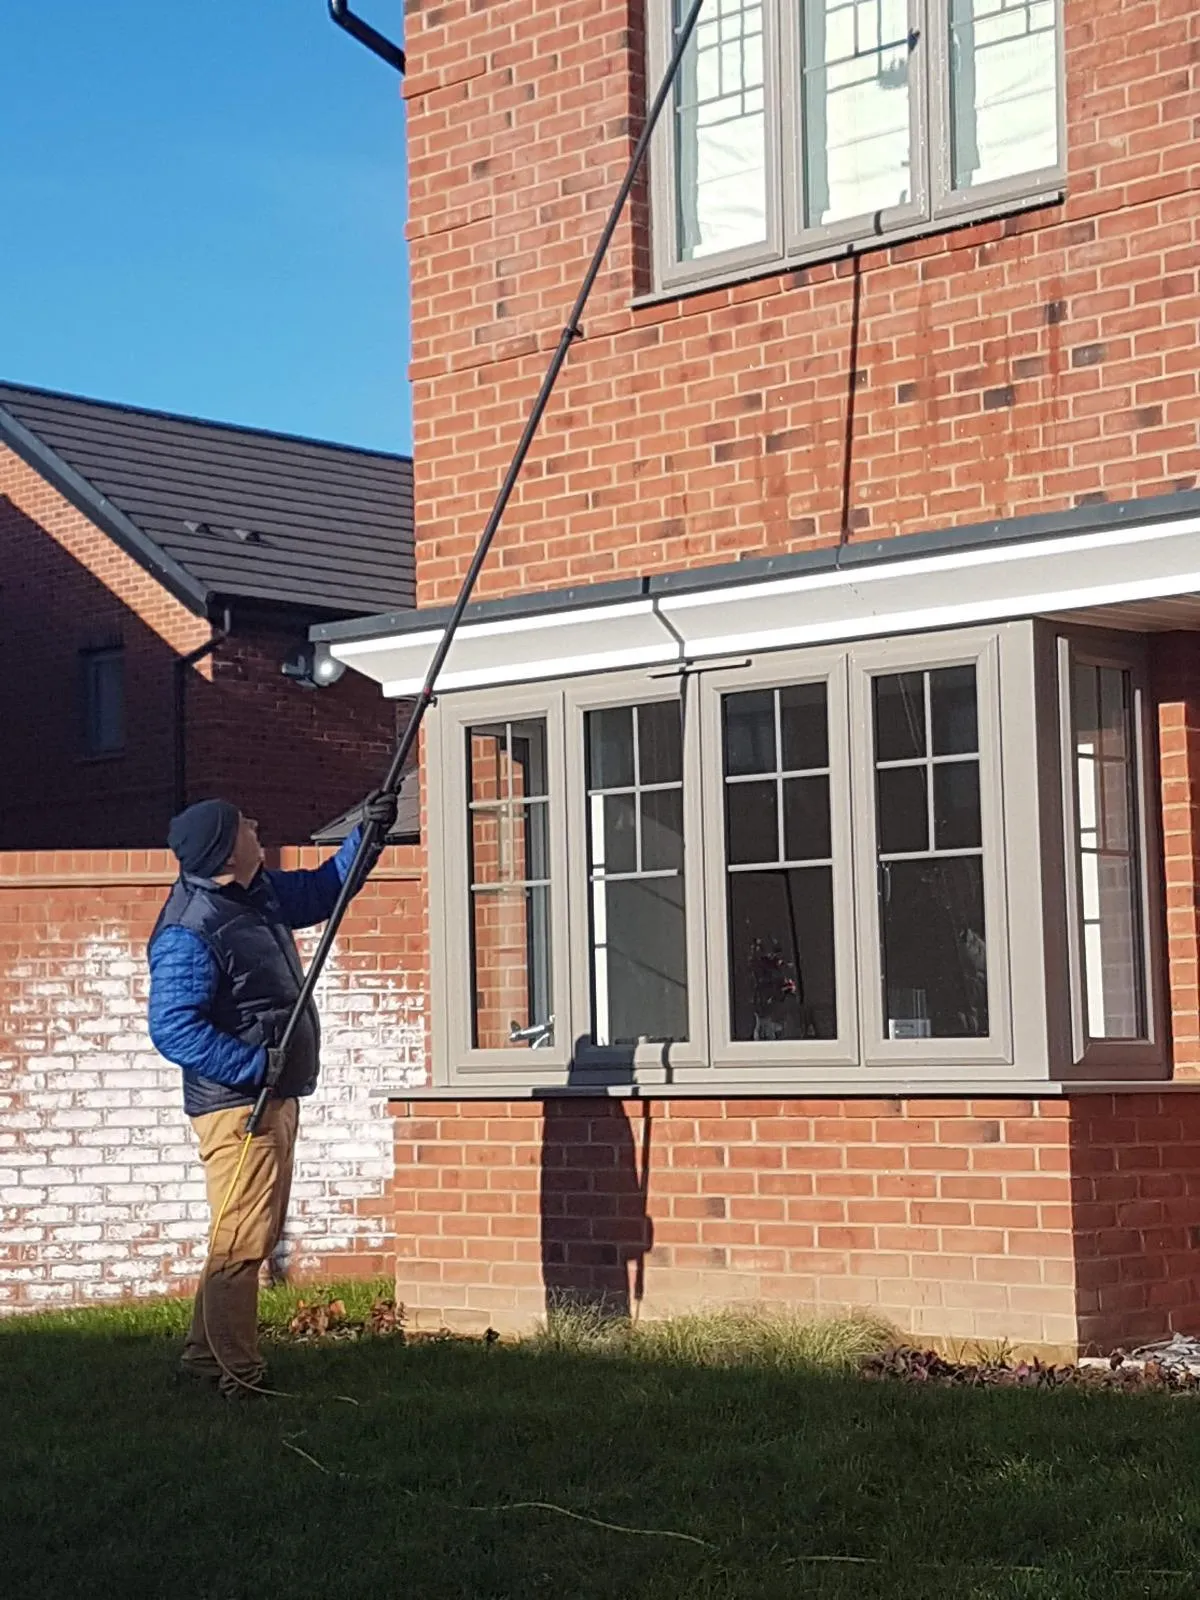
[181,1097,298,1394]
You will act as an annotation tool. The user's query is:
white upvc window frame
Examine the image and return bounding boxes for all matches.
[699,650,861,1076]
[427,683,575,1081]
[849,628,1014,1070]
[563,671,711,1082]
[1056,629,1167,1077]
[647,0,1067,298]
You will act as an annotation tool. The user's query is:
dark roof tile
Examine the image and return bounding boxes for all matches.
[0,381,414,616]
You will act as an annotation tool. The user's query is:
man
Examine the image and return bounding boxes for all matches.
[148,791,396,1397]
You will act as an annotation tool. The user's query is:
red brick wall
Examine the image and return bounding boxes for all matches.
[404,0,1200,608]
[0,446,207,846]
[0,446,401,850]
[185,623,400,846]
[0,848,427,1314]
[390,1091,1200,1355]
[1153,633,1200,1077]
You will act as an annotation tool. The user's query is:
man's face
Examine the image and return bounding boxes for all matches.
[226,813,265,881]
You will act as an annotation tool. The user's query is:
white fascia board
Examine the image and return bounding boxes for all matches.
[331,514,1200,697]
[330,600,679,696]
[658,514,1200,656]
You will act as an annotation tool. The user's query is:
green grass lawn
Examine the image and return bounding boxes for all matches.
[4,1285,1200,1599]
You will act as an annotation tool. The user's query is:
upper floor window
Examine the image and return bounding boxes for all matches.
[651,0,1063,291]
[81,645,125,757]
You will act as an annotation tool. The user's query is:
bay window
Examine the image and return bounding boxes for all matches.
[651,0,1064,291]
[428,621,1164,1092]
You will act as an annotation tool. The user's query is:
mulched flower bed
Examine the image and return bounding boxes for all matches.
[863,1343,1200,1392]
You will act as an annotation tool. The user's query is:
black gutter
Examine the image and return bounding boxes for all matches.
[0,401,212,617]
[311,486,1200,647]
[329,1,406,73]
[174,607,233,815]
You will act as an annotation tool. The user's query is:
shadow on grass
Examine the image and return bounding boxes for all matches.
[3,1306,1200,1600]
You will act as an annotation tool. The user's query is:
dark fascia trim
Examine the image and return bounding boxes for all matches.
[0,402,212,617]
[310,487,1200,648]
[311,574,652,644]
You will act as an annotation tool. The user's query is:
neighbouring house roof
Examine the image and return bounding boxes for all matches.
[310,769,420,847]
[0,380,415,618]
[311,487,1200,697]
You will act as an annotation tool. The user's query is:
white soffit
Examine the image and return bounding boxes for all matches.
[331,599,678,695]
[330,514,1200,696]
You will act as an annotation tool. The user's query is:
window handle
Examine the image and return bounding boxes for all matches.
[908,28,920,49]
[510,1016,555,1048]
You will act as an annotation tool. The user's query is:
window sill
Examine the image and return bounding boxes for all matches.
[77,751,127,765]
[633,188,1065,312]
[390,1074,1185,1103]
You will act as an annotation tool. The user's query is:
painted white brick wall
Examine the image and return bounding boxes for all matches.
[0,926,425,1313]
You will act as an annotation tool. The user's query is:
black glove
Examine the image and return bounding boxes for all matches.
[361,788,398,833]
[263,1046,289,1096]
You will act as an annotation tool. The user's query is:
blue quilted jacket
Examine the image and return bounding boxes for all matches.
[148,830,369,1117]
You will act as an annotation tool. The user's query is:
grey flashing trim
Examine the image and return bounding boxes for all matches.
[381,1079,1077,1101]
[648,488,1200,596]
[310,574,652,645]
[311,488,1200,649]
[0,402,212,616]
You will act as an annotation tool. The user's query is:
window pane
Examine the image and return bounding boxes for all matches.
[596,793,638,876]
[723,688,776,776]
[783,775,832,861]
[586,701,687,1048]
[950,0,1059,192]
[467,721,553,1050]
[587,705,634,790]
[780,681,829,770]
[471,886,553,1050]
[592,877,688,1046]
[802,0,914,227]
[638,699,684,784]
[874,672,926,761]
[1072,663,1146,1040]
[726,779,778,865]
[933,761,981,851]
[674,0,768,261]
[880,858,989,1038]
[877,765,927,855]
[930,665,979,755]
[728,867,837,1040]
[641,788,684,872]
[84,650,124,755]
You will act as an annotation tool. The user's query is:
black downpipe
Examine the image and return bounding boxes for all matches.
[328,0,406,74]
[245,0,708,1135]
[173,608,232,816]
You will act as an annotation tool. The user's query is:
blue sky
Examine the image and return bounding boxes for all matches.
[0,2,410,453]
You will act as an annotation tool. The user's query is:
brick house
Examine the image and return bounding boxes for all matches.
[0,381,419,849]
[0,384,425,1311]
[313,0,1200,1354]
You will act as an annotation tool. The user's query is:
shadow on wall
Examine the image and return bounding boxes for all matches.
[539,1062,654,1320]
[1070,1094,1200,1356]
[0,495,397,850]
